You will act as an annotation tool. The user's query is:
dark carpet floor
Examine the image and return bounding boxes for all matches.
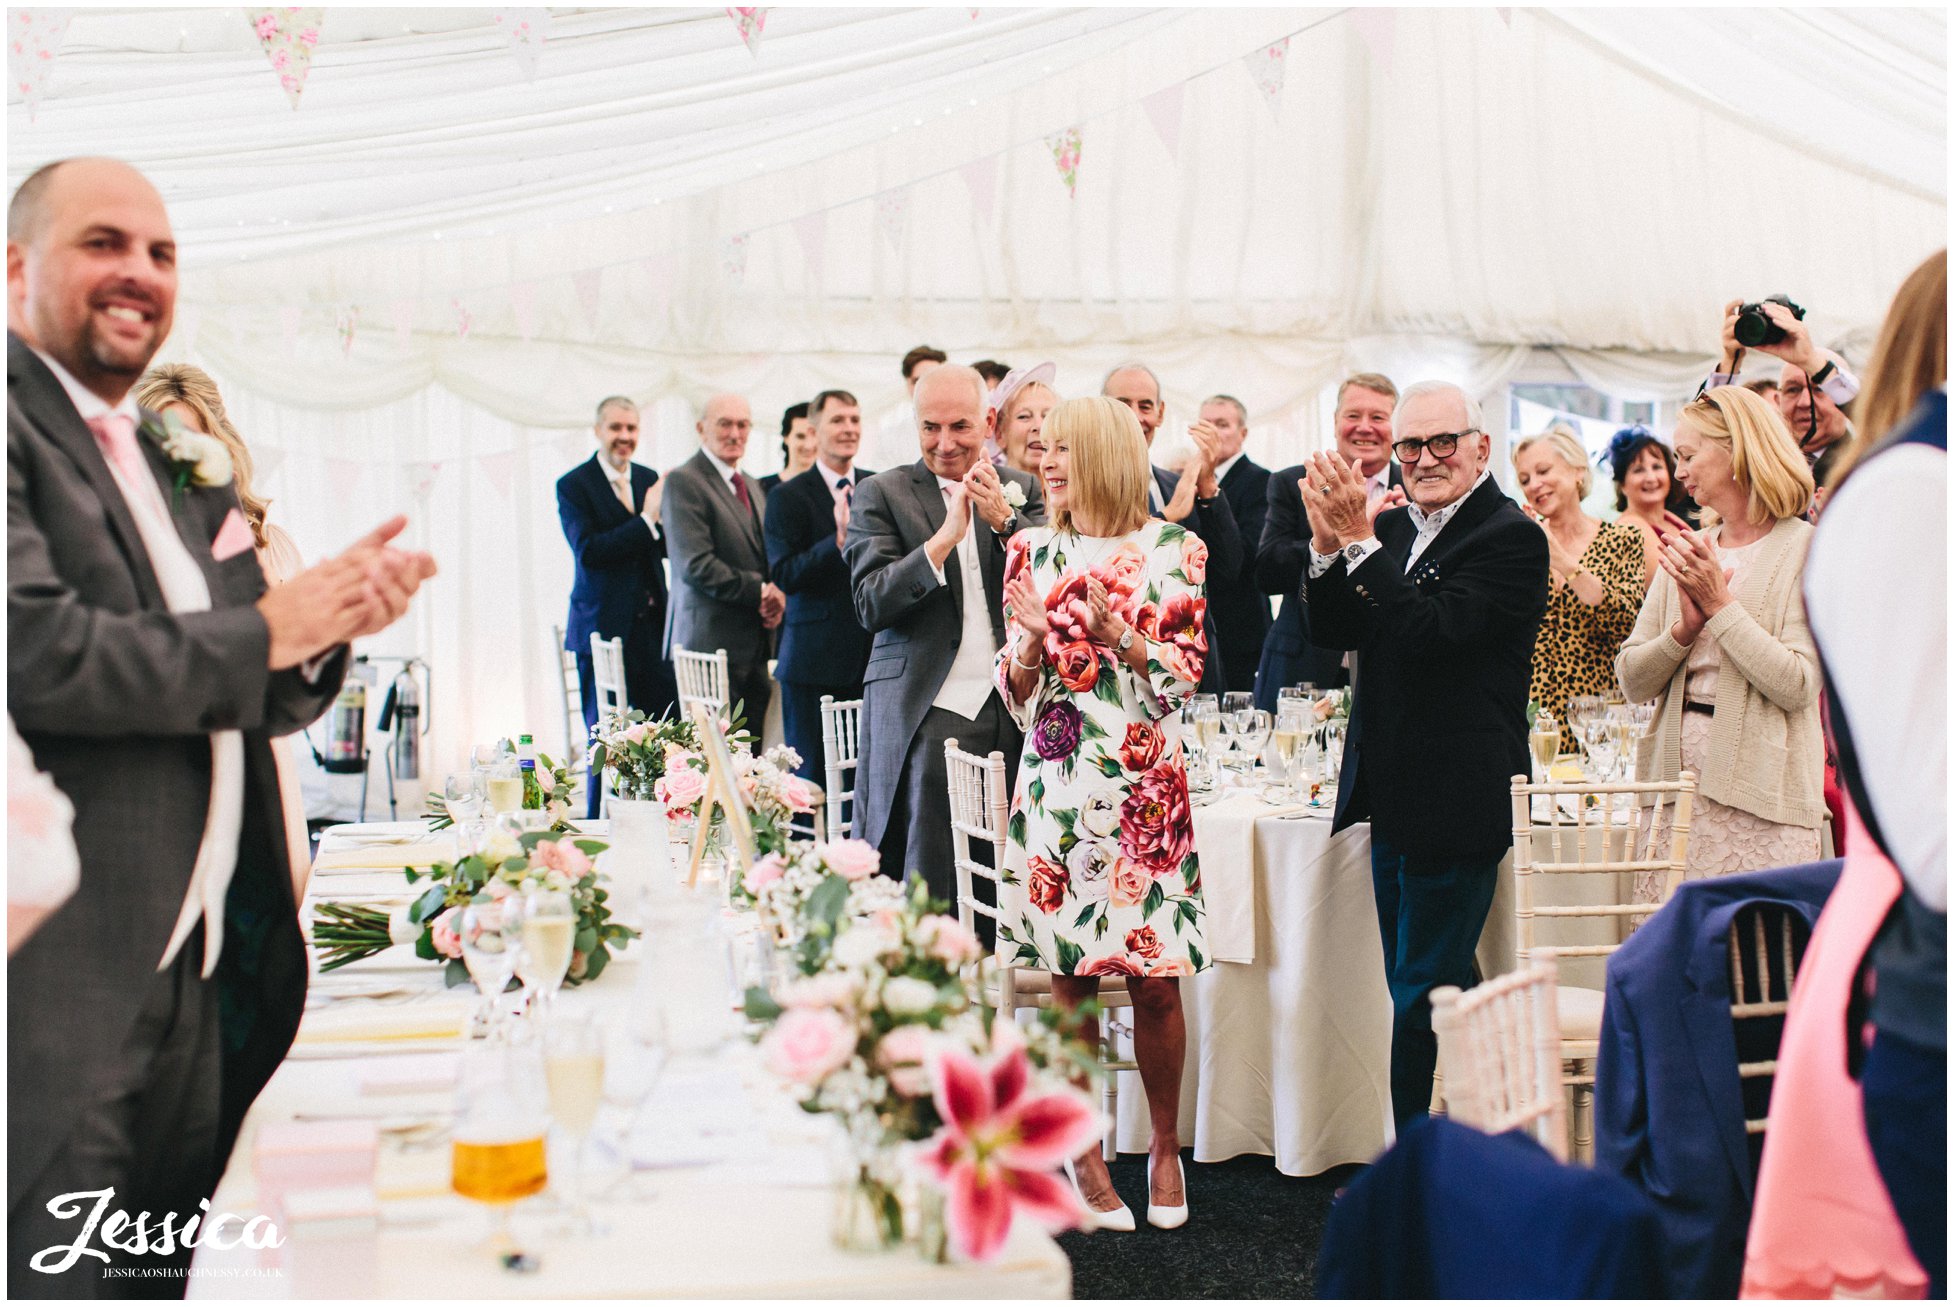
[1056,1152,1363,1299]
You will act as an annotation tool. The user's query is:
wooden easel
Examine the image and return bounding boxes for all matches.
[683,700,756,888]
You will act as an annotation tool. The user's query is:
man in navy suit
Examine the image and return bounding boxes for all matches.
[1304,379,1548,1130]
[1102,363,1242,696]
[1199,394,1271,693]
[1254,372,1405,709]
[764,388,874,784]
[557,395,676,812]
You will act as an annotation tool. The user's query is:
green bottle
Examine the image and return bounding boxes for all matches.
[519,734,543,810]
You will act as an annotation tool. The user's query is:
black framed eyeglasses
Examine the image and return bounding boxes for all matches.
[1391,430,1479,463]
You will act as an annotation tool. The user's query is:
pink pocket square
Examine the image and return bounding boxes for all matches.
[211,508,255,562]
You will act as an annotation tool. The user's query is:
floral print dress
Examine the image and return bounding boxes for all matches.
[991,520,1211,977]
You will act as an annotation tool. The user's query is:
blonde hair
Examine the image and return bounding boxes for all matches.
[1829,249,1946,489]
[1046,397,1149,537]
[1512,423,1593,499]
[1679,386,1814,527]
[134,364,270,548]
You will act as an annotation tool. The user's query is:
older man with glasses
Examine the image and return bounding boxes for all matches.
[1301,379,1550,1131]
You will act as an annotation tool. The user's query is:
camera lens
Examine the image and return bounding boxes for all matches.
[1733,303,1784,348]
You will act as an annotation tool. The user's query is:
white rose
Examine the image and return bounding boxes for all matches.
[1079,790,1121,839]
[483,830,522,864]
[1067,840,1115,903]
[191,434,233,486]
[1002,480,1028,510]
[880,976,939,1017]
[832,923,898,969]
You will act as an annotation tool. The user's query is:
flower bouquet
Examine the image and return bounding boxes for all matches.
[659,741,818,871]
[307,830,636,987]
[424,753,579,833]
[588,708,715,802]
[734,838,908,957]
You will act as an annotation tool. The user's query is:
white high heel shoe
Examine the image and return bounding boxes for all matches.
[1146,1153,1189,1229]
[1064,1159,1136,1232]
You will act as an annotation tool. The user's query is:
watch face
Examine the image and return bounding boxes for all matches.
[1344,543,1365,561]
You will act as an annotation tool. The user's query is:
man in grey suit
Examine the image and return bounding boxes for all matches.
[844,364,1043,904]
[7,158,437,1295]
[661,392,783,726]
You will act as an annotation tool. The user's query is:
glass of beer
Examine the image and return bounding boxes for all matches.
[545,1014,608,1235]
[517,889,578,1019]
[452,1041,550,1252]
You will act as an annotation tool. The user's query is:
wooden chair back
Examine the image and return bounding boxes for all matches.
[820,696,864,839]
[1432,961,1569,1161]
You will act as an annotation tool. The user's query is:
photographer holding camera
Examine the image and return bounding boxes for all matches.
[1709,296,1860,498]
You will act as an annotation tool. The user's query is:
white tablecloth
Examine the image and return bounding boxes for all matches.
[192,823,1069,1300]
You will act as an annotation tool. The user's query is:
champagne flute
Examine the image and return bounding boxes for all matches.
[1185,695,1221,789]
[1320,719,1347,785]
[1273,704,1308,801]
[452,1040,550,1256]
[1564,695,1605,769]
[544,1013,607,1235]
[1221,692,1253,719]
[517,889,577,1021]
[1219,692,1253,774]
[486,756,524,816]
[1529,712,1560,784]
[459,898,520,1039]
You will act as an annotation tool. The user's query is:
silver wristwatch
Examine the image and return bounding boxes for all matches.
[1115,626,1136,653]
[1343,541,1368,565]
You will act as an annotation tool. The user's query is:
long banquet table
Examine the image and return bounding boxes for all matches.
[189,822,1069,1300]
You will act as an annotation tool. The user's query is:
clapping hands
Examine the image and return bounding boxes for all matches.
[260,516,439,670]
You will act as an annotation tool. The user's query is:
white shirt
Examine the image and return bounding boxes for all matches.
[1213,452,1245,484]
[929,476,1000,719]
[1804,436,1946,908]
[816,458,857,505]
[603,455,662,539]
[1308,468,1492,578]
[702,448,744,492]
[35,348,243,976]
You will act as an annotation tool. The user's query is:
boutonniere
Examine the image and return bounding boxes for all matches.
[140,410,233,505]
[1001,480,1027,512]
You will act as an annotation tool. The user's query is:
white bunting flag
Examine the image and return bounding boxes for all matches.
[403,460,443,501]
[451,297,472,340]
[1140,83,1184,160]
[722,233,749,286]
[245,7,325,109]
[960,156,998,224]
[492,9,550,79]
[478,450,516,501]
[9,10,73,122]
[792,210,826,280]
[1242,37,1289,117]
[571,268,603,330]
[874,186,910,254]
[725,7,767,56]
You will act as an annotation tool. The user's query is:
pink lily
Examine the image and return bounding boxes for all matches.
[917,1020,1100,1261]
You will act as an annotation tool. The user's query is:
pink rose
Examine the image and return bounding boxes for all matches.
[1047,639,1100,695]
[918,914,981,965]
[1119,763,1194,877]
[1125,925,1163,961]
[1002,533,1032,591]
[1045,574,1094,645]
[744,852,787,895]
[1116,722,1164,773]
[1027,856,1069,914]
[429,918,463,960]
[485,881,513,901]
[269,48,289,70]
[780,775,818,814]
[298,27,319,46]
[655,765,707,815]
[1180,536,1208,585]
[624,722,652,744]
[533,838,592,878]
[1108,858,1150,909]
[254,14,278,38]
[1078,953,1143,977]
[820,840,880,882]
[875,1023,937,1098]
[1146,958,1194,977]
[1090,541,1148,598]
[762,1008,857,1085]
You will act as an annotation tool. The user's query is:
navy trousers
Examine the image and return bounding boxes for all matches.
[1862,1028,1946,1298]
[1371,833,1500,1133]
[778,678,861,787]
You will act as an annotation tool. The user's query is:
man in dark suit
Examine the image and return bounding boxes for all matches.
[1303,379,1548,1131]
[6,158,435,1293]
[1198,394,1271,693]
[845,364,1043,902]
[1255,372,1405,709]
[661,393,782,725]
[765,388,873,783]
[1102,363,1242,696]
[557,396,675,809]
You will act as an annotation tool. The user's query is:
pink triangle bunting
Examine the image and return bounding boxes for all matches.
[491,8,550,79]
[1140,83,1184,160]
[478,450,516,501]
[1242,37,1289,117]
[246,8,325,109]
[1045,127,1083,199]
[336,305,359,356]
[10,10,73,122]
[725,7,767,56]
[325,457,363,503]
[571,268,603,330]
[279,305,302,355]
[510,281,538,341]
[1495,8,1513,27]
[874,186,910,254]
[404,460,443,500]
[791,211,826,280]
[451,298,473,340]
[722,233,749,286]
[960,156,998,224]
[1350,8,1396,75]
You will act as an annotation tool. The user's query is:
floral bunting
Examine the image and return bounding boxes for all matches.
[791,211,826,280]
[725,7,767,56]
[571,268,603,329]
[335,305,359,355]
[451,297,473,340]
[1140,83,1184,160]
[1045,126,1083,199]
[278,305,302,355]
[491,9,550,80]
[873,185,910,254]
[403,460,443,500]
[1350,7,1396,74]
[478,450,516,501]
[960,156,998,224]
[1242,37,1289,116]
[245,8,325,109]
[9,10,74,122]
[721,232,750,286]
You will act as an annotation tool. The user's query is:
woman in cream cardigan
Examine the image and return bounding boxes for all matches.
[1617,386,1823,896]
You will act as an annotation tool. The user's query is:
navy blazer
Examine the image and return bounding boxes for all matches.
[1256,461,1403,694]
[1319,1119,1665,1298]
[1306,475,1548,858]
[1594,860,1841,1299]
[764,464,875,688]
[557,454,667,654]
[1208,456,1272,688]
[1153,465,1241,696]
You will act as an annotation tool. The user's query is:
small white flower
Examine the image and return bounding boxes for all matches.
[833,923,899,969]
[1079,790,1121,838]
[880,976,939,1017]
[190,434,233,487]
[482,830,522,864]
[1002,480,1028,511]
[1067,840,1115,903]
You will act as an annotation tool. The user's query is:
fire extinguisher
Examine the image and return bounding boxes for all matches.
[322,681,366,774]
[379,668,421,782]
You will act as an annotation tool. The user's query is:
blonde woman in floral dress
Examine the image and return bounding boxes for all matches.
[996,396,1209,1233]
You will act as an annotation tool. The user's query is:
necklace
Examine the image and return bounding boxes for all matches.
[1051,527,1130,572]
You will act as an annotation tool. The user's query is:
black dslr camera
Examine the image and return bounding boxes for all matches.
[1733,295,1805,347]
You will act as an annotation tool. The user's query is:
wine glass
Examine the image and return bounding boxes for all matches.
[1621,701,1658,781]
[1580,712,1618,782]
[517,889,577,1021]
[1185,695,1221,789]
[1529,711,1560,784]
[1272,704,1309,800]
[544,1013,607,1235]
[452,1040,551,1256]
[486,755,524,816]
[1320,719,1347,785]
[1221,692,1253,720]
[1233,708,1273,775]
[1564,695,1606,768]
[459,898,520,1039]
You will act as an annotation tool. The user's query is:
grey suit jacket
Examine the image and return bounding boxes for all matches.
[6,332,345,1205]
[660,449,770,674]
[842,460,1045,851]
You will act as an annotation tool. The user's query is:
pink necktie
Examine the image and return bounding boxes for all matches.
[88,413,150,490]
